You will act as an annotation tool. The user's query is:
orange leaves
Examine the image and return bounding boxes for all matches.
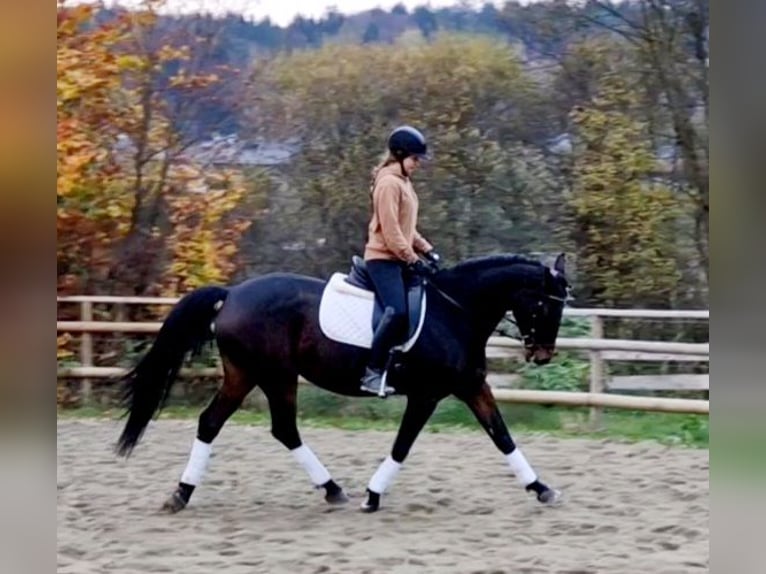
[169,72,220,90]
[116,54,146,71]
[162,175,252,293]
[57,1,128,204]
[57,0,250,295]
[157,44,191,62]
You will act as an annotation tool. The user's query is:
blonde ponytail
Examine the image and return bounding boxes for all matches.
[369,151,398,195]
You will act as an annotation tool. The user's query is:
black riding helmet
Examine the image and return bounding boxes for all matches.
[388,125,431,161]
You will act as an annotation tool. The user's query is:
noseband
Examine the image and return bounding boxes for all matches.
[505,293,569,349]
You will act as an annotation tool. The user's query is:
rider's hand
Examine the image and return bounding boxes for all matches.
[408,259,435,276]
[424,250,441,269]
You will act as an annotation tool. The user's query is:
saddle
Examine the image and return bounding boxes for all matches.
[318,256,426,351]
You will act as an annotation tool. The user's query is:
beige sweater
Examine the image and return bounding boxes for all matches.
[364,162,432,264]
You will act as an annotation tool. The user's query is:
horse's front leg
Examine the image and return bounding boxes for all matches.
[361,396,438,513]
[460,382,561,505]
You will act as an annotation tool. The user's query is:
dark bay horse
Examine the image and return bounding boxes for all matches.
[115,253,571,513]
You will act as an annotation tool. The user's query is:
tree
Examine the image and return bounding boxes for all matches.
[362,22,380,44]
[57,0,253,296]
[321,8,345,36]
[413,7,438,40]
[566,71,682,307]
[57,2,136,290]
[244,36,553,276]
[392,3,408,16]
[286,16,323,50]
[582,0,708,285]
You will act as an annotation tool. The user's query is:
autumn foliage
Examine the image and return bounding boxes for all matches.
[57,0,251,296]
[243,32,704,309]
[57,1,707,311]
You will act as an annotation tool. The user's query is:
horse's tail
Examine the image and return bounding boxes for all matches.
[115,286,229,457]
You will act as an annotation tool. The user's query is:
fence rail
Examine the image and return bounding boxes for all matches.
[57,296,709,420]
[57,295,710,319]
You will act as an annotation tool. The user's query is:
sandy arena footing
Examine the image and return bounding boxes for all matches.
[58,418,708,574]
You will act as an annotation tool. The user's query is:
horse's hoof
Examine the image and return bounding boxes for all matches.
[161,491,187,513]
[538,488,563,506]
[359,489,380,513]
[322,480,349,505]
[325,489,349,505]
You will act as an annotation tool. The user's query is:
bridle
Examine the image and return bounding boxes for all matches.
[500,292,571,349]
[417,264,572,349]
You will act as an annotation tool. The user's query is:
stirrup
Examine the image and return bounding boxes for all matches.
[360,368,394,397]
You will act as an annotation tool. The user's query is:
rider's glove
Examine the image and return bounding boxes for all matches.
[408,259,435,276]
[424,250,441,269]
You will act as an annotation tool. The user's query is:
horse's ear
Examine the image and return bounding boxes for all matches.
[553,253,566,276]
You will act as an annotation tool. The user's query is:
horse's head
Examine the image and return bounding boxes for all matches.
[510,253,571,365]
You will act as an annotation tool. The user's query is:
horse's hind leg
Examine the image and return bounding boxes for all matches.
[361,396,438,512]
[262,377,348,505]
[162,356,252,513]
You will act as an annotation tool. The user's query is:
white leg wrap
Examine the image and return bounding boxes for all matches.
[506,448,537,486]
[368,455,402,494]
[180,439,212,486]
[291,444,331,486]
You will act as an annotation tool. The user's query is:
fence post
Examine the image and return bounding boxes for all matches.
[80,301,93,403]
[114,303,126,323]
[588,315,604,429]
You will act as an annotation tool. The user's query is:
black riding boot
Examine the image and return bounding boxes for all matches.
[360,307,400,396]
[359,366,393,396]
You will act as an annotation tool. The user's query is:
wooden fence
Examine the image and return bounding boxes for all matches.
[57,296,709,421]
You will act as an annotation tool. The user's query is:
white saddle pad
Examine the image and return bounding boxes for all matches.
[318,272,425,351]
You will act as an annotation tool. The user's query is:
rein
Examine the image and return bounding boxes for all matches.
[422,268,572,348]
[423,276,468,314]
[426,276,525,343]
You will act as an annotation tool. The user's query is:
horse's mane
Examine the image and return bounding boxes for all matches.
[444,254,545,276]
